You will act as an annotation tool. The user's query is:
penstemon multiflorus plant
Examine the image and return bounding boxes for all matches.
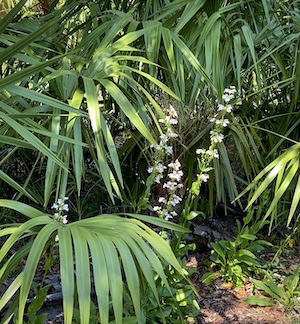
[180,86,237,228]
[146,105,184,220]
[144,87,237,229]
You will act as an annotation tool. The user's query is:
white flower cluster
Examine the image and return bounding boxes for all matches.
[147,105,183,220]
[196,148,219,159]
[147,163,166,183]
[52,197,69,242]
[192,86,236,193]
[52,197,69,224]
[154,107,179,156]
[208,87,236,135]
[148,105,179,183]
[209,131,224,143]
[209,117,230,127]
[222,86,236,102]
[217,103,233,113]
[153,160,184,220]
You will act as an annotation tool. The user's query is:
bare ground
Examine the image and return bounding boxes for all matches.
[185,250,300,324]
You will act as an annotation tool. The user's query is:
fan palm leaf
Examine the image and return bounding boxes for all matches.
[0,200,188,324]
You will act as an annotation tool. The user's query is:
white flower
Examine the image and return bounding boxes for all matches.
[164,116,171,123]
[147,166,153,173]
[218,103,233,113]
[153,206,161,211]
[158,197,167,204]
[164,115,178,125]
[52,203,58,210]
[160,134,169,143]
[196,148,206,155]
[169,170,183,181]
[171,195,182,206]
[164,212,172,221]
[222,118,230,127]
[52,197,69,224]
[168,105,178,117]
[57,198,63,205]
[166,128,178,138]
[156,144,162,151]
[224,86,236,95]
[163,181,177,190]
[210,117,216,123]
[155,175,163,183]
[210,131,224,143]
[169,118,178,125]
[55,234,59,242]
[213,149,219,159]
[217,103,224,111]
[168,160,181,170]
[200,173,209,182]
[226,105,232,113]
[156,163,166,173]
[165,146,173,154]
[222,93,234,102]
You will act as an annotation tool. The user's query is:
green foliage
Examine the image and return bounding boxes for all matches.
[0,200,189,324]
[245,266,300,311]
[23,283,50,324]
[1,0,300,322]
[1,0,299,216]
[237,144,300,230]
[201,218,272,287]
[121,265,200,324]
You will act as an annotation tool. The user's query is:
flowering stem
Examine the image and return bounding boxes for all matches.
[180,87,237,229]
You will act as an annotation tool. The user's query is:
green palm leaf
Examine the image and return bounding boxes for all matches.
[71,227,91,324]
[18,222,59,322]
[58,226,74,324]
[99,79,156,145]
[0,198,188,324]
[83,77,121,201]
[236,144,300,226]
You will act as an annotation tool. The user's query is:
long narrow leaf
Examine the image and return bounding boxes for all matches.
[0,199,43,218]
[87,233,110,324]
[0,110,66,170]
[0,170,37,202]
[0,0,27,35]
[0,15,63,65]
[99,79,156,146]
[264,158,299,222]
[83,77,116,200]
[71,227,91,324]
[58,226,74,324]
[112,237,141,322]
[18,222,59,322]
[287,173,300,226]
[101,236,123,324]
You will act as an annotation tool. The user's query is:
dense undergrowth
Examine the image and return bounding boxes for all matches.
[0,0,300,323]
